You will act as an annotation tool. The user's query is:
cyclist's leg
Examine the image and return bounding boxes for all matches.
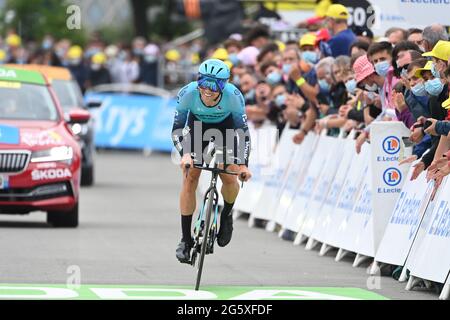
[216,117,240,247]
[180,167,201,217]
[177,114,206,262]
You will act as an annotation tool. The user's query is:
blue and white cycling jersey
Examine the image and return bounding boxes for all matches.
[171,81,251,165]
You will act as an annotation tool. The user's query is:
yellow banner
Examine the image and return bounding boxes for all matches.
[0,81,21,89]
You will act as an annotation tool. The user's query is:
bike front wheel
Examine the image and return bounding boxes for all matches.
[195,188,215,291]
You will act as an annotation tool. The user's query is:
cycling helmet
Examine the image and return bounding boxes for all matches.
[197,58,230,92]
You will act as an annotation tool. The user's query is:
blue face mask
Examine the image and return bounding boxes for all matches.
[374,60,391,77]
[229,53,240,66]
[275,94,286,107]
[301,51,318,65]
[345,79,357,94]
[424,78,444,96]
[431,63,441,79]
[232,74,240,86]
[282,64,292,75]
[266,71,282,85]
[244,89,255,101]
[318,79,330,92]
[411,82,427,97]
[42,40,53,50]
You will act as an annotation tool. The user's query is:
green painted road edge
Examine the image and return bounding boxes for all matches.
[0,284,388,300]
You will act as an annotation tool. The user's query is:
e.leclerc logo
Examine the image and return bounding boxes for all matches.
[382,136,400,155]
[378,136,401,163]
[383,168,402,187]
[378,167,402,194]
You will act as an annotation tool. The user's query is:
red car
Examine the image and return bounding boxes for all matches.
[0,66,90,227]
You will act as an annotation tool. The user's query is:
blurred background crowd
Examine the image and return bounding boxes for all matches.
[1,0,450,180]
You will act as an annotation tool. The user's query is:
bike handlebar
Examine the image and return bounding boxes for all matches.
[184,163,246,179]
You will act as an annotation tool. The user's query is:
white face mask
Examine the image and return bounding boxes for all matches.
[365,83,378,92]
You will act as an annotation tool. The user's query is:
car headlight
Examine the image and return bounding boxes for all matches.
[71,123,89,136]
[31,146,74,163]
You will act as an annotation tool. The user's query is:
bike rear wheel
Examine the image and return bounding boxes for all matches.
[195,188,214,291]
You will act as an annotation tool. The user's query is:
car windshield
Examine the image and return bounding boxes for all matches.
[0,82,59,121]
[52,79,84,112]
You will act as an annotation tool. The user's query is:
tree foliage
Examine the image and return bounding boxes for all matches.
[0,0,87,45]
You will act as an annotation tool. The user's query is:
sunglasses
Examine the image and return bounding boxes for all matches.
[197,75,227,93]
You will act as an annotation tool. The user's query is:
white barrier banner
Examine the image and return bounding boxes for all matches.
[353,165,375,257]
[370,122,412,251]
[299,136,345,238]
[375,165,433,267]
[311,138,356,244]
[250,128,297,222]
[405,177,450,283]
[333,160,376,257]
[323,143,369,249]
[274,134,316,226]
[234,124,278,213]
[282,134,329,233]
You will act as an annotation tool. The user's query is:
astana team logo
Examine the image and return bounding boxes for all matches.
[382,136,400,155]
[383,168,402,187]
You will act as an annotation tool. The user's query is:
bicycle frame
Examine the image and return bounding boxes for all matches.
[186,150,241,291]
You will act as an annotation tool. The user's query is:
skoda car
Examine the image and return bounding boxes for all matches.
[0,66,90,227]
[6,64,95,186]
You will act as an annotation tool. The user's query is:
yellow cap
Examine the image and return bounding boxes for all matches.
[275,40,286,52]
[414,61,433,78]
[6,34,21,47]
[67,45,83,60]
[92,52,107,65]
[0,49,6,61]
[315,0,332,18]
[442,97,450,110]
[300,33,317,47]
[165,49,181,62]
[224,60,233,70]
[212,48,228,61]
[325,4,349,20]
[191,53,200,65]
[422,40,450,61]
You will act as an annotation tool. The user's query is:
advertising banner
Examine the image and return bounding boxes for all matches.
[405,178,450,283]
[370,122,412,251]
[250,128,296,222]
[375,165,434,267]
[323,143,369,248]
[299,136,345,238]
[282,134,328,233]
[274,134,316,226]
[85,93,176,152]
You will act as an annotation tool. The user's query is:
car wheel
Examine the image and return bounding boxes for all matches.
[47,203,79,228]
[81,166,94,186]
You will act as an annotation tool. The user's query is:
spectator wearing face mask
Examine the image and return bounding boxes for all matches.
[324,4,356,58]
[409,52,449,180]
[419,24,448,56]
[367,41,399,119]
[224,39,243,67]
[238,72,258,105]
[139,44,160,86]
[86,52,111,89]
[284,36,319,102]
[67,45,89,93]
[260,60,284,87]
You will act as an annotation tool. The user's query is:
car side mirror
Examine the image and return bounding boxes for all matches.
[69,108,91,124]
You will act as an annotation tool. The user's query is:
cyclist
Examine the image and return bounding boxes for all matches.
[172,58,252,264]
